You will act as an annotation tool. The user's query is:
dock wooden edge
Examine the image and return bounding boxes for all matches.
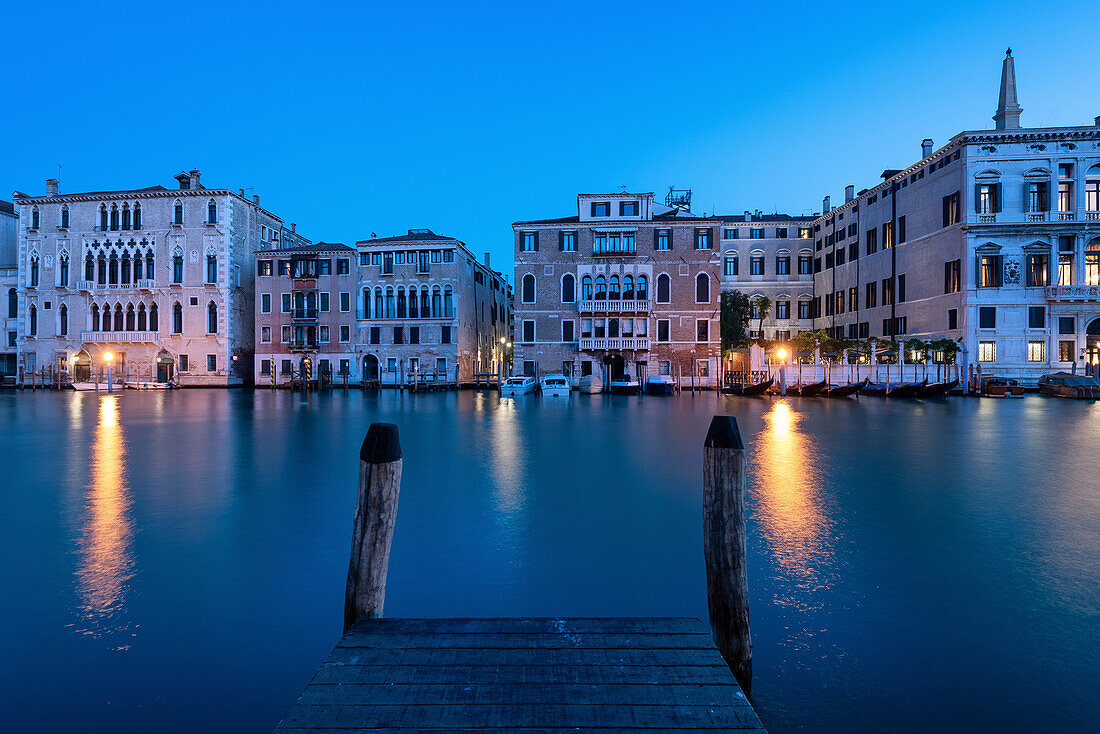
[275,616,767,733]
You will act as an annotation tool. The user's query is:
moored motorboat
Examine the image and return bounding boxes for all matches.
[645,375,675,395]
[979,376,1024,397]
[788,379,827,397]
[577,374,604,394]
[915,379,960,398]
[1037,373,1100,399]
[823,378,868,398]
[500,375,537,396]
[609,377,640,395]
[539,373,571,397]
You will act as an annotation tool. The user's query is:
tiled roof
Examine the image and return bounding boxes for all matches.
[355,229,460,245]
[0,200,15,216]
[515,212,813,226]
[13,185,172,199]
[255,242,355,255]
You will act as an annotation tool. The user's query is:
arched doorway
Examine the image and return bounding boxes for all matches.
[72,349,91,383]
[1086,318,1100,368]
[155,350,174,383]
[363,354,379,381]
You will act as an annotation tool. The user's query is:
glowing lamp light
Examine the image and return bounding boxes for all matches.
[103,352,114,363]
[776,347,788,361]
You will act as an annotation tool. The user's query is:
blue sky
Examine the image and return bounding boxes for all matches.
[3,1,1097,272]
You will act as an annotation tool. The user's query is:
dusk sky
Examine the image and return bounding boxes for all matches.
[3,1,1097,272]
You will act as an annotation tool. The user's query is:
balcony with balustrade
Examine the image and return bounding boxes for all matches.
[578,299,650,314]
[578,337,650,351]
[80,331,160,344]
[1046,285,1100,302]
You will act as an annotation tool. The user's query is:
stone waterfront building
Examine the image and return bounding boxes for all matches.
[355,229,511,384]
[513,192,727,385]
[12,171,285,385]
[809,50,1100,382]
[1,199,17,377]
[253,241,358,385]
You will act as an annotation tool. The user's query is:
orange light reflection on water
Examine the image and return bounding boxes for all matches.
[753,400,835,612]
[74,395,136,643]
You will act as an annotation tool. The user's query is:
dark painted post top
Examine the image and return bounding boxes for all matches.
[704,414,744,450]
[360,422,402,463]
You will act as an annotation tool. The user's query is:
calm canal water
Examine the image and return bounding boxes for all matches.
[1,389,1097,733]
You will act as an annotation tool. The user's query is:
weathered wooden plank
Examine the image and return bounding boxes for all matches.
[278,703,762,729]
[293,683,752,708]
[343,617,708,635]
[324,646,729,667]
[308,663,737,686]
[335,632,717,650]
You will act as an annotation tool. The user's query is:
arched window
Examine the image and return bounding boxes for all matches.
[417,287,428,318]
[581,275,593,300]
[97,252,107,285]
[363,288,371,319]
[206,254,217,283]
[60,205,69,229]
[173,200,184,225]
[386,287,395,318]
[99,204,108,231]
[111,303,121,331]
[110,204,119,231]
[108,253,119,285]
[133,250,143,280]
[149,302,158,331]
[431,286,441,317]
[125,303,136,331]
[59,304,67,336]
[121,204,131,230]
[31,206,40,230]
[444,286,454,318]
[29,305,37,336]
[58,253,69,287]
[133,202,142,229]
[623,275,634,300]
[7,288,15,318]
[696,273,710,303]
[29,254,39,287]
[656,273,671,303]
[595,275,607,300]
[609,275,620,300]
[395,287,406,318]
[137,303,147,331]
[121,252,131,284]
[521,273,536,303]
[91,303,100,331]
[85,253,95,281]
[172,302,183,334]
[1086,165,1100,212]
[374,289,384,320]
[561,273,575,303]
[408,287,419,317]
[145,247,154,279]
[207,301,217,333]
[207,199,217,224]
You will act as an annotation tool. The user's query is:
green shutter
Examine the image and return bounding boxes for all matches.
[974,184,982,213]
[993,183,1002,213]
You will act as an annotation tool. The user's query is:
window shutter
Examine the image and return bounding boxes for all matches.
[974,184,982,213]
[993,183,1002,213]
[558,231,564,251]
[668,229,673,250]
[942,196,949,227]
[654,229,659,250]
[1042,181,1050,211]
[533,231,539,251]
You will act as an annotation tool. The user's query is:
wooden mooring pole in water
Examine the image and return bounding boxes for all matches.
[703,414,752,697]
[344,423,403,631]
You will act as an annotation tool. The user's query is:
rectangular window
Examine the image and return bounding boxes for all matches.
[944,191,961,224]
[944,260,961,293]
[340,325,350,342]
[261,293,271,313]
[723,228,738,240]
[581,319,592,338]
[654,230,671,250]
[776,227,788,239]
[561,231,576,252]
[260,326,271,343]
[1059,340,1075,361]
[776,256,790,275]
[393,326,404,344]
[750,228,764,239]
[370,326,380,344]
[522,320,535,342]
[797,301,811,319]
[591,202,610,217]
[694,229,711,250]
[382,252,394,275]
[1058,316,1075,334]
[340,292,351,312]
[898,274,906,302]
[897,216,906,244]
[281,325,291,343]
[1026,181,1049,212]
[1028,306,1046,329]
[431,250,442,263]
[978,341,996,362]
[318,259,332,275]
[724,257,738,276]
[775,300,790,319]
[976,183,1000,214]
[1026,254,1049,287]
[179,355,189,372]
[1059,254,1074,285]
[848,287,858,311]
[320,292,330,312]
[866,281,877,308]
[371,253,382,266]
[337,258,350,275]
[866,228,877,254]
[281,293,291,313]
[207,354,217,372]
[657,319,670,342]
[798,227,811,239]
[750,256,764,275]
[980,255,1002,287]
[619,201,638,216]
[882,222,894,248]
[320,325,330,343]
[409,326,419,344]
[979,306,996,329]
[948,308,958,330]
[260,359,271,376]
[562,319,575,342]
[798,255,812,275]
[696,320,709,342]
[882,277,894,306]
[258,259,273,276]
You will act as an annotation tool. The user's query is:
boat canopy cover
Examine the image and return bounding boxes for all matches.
[1044,373,1100,386]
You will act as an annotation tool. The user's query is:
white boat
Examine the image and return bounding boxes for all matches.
[609,377,641,395]
[645,375,675,395]
[500,375,537,396]
[577,374,603,394]
[540,374,571,397]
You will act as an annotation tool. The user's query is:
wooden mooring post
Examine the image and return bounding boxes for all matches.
[703,414,752,697]
[344,423,403,631]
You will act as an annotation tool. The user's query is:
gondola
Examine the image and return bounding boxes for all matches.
[915,379,959,398]
[862,381,924,398]
[787,379,828,397]
[727,377,773,396]
[823,378,868,398]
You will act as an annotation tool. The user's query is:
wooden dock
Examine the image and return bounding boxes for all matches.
[276,616,766,732]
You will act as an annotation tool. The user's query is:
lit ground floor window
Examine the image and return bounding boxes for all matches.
[978,341,996,362]
[1028,341,1046,362]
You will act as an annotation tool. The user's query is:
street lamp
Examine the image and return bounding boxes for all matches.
[775,346,788,395]
[104,351,114,393]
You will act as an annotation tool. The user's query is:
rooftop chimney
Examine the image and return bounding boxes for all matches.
[371,232,377,239]
[253,195,260,205]
[1095,115,1100,127]
[844,185,854,203]
[484,252,491,268]
[993,48,1023,130]
[291,223,296,233]
[823,195,831,212]
[239,188,244,196]
[922,138,934,157]
[189,169,200,188]
[46,178,58,196]
[744,210,751,221]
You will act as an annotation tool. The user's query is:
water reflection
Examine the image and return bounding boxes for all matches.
[74,395,135,643]
[753,400,835,610]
